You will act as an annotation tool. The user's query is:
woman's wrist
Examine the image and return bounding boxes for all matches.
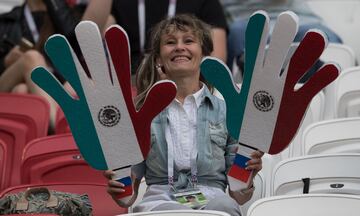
[238,183,255,195]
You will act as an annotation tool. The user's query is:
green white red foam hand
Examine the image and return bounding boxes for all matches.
[200,11,339,191]
[31,21,176,201]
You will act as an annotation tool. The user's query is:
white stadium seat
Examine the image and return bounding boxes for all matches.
[320,44,357,119]
[302,117,360,155]
[321,43,357,70]
[247,194,360,216]
[335,66,360,118]
[120,210,231,216]
[239,171,266,216]
[271,154,360,196]
[285,90,325,158]
[305,0,360,64]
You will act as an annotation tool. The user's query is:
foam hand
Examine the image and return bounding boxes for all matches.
[201,11,339,191]
[31,21,176,201]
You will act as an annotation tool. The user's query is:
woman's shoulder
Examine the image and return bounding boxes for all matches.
[204,92,227,120]
[204,89,226,110]
[210,94,226,108]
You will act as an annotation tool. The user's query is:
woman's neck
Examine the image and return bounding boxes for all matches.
[174,77,201,104]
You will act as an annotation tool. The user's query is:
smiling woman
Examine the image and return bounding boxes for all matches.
[104,14,264,215]
[135,14,214,108]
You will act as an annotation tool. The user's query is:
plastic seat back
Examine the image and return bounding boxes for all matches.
[239,171,266,216]
[0,93,50,140]
[284,90,325,158]
[271,154,360,196]
[0,138,7,190]
[302,117,360,155]
[335,67,360,118]
[54,107,70,134]
[122,210,230,215]
[247,194,360,216]
[0,119,28,189]
[21,133,106,184]
[320,43,357,120]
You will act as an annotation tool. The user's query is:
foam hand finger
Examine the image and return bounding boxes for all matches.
[105,25,177,158]
[200,57,243,137]
[270,31,339,154]
[286,31,339,95]
[44,35,91,95]
[31,67,73,106]
[136,80,177,157]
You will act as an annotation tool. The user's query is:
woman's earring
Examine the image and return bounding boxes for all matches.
[156,64,166,79]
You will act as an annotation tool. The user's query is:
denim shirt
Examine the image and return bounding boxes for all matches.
[144,86,238,191]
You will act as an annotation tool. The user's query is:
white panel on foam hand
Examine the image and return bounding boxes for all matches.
[239,11,299,152]
[75,21,142,170]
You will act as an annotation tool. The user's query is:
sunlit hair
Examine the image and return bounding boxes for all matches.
[135,14,214,109]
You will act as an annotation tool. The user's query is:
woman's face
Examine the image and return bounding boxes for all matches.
[157,28,203,79]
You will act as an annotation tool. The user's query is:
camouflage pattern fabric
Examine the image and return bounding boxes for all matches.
[0,188,92,215]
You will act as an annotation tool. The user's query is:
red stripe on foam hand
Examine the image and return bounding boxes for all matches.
[105,27,176,159]
[116,185,133,199]
[228,164,251,183]
[269,31,339,154]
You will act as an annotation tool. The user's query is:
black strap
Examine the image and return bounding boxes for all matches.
[302,178,310,194]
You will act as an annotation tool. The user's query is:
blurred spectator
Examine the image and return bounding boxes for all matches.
[221,0,343,82]
[0,0,104,131]
[0,0,87,74]
[86,0,228,74]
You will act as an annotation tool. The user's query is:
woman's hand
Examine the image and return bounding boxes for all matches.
[246,150,264,178]
[104,170,139,208]
[229,150,264,205]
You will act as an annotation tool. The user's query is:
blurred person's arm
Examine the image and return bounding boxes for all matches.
[211,27,227,62]
[82,0,114,33]
[4,46,24,68]
[43,0,113,35]
[199,0,228,63]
